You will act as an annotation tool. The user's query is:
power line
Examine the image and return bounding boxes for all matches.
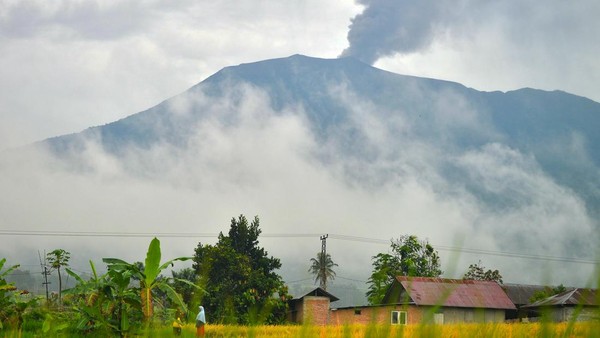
[329,234,389,244]
[336,275,367,283]
[1,229,597,265]
[434,245,598,265]
[0,230,323,238]
[328,234,599,265]
[0,230,218,238]
[286,277,313,284]
[263,233,323,238]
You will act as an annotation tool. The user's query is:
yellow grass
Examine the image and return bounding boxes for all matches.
[174,321,600,338]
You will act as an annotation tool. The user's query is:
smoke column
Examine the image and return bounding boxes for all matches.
[340,0,458,64]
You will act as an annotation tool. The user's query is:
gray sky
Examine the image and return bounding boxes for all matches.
[1,0,599,289]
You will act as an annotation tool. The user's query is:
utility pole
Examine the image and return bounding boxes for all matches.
[320,234,328,289]
[38,251,50,303]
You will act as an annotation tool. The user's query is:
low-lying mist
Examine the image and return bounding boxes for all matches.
[1,81,597,299]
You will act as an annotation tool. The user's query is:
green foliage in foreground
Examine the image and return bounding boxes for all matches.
[65,260,142,336]
[0,258,33,331]
[0,238,197,337]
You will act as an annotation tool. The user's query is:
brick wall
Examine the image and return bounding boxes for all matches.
[331,305,508,325]
[302,296,331,325]
[331,305,424,325]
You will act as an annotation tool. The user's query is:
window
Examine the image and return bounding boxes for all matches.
[391,311,407,325]
[354,309,361,315]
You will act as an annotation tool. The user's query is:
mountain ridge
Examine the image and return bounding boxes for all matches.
[42,55,599,154]
[36,55,600,213]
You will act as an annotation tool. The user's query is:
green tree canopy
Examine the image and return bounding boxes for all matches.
[462,260,503,284]
[193,215,290,324]
[366,235,442,304]
[308,252,338,291]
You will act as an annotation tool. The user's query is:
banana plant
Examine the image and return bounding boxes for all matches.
[0,258,20,330]
[0,258,19,292]
[103,237,200,321]
[65,260,141,336]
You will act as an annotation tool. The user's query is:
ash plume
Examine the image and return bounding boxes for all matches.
[340,0,458,64]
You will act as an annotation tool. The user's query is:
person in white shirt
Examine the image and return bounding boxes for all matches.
[195,306,206,337]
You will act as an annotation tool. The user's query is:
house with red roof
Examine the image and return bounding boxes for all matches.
[330,276,515,325]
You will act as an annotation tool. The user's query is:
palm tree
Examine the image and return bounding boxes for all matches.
[47,249,70,305]
[308,252,338,291]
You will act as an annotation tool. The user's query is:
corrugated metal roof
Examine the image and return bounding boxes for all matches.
[524,288,598,308]
[292,287,340,302]
[501,283,551,305]
[396,276,516,310]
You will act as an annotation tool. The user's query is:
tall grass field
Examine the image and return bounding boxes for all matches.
[4,321,600,337]
[144,322,599,338]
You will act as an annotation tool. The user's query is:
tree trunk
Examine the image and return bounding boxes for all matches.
[141,287,153,319]
[58,266,62,306]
